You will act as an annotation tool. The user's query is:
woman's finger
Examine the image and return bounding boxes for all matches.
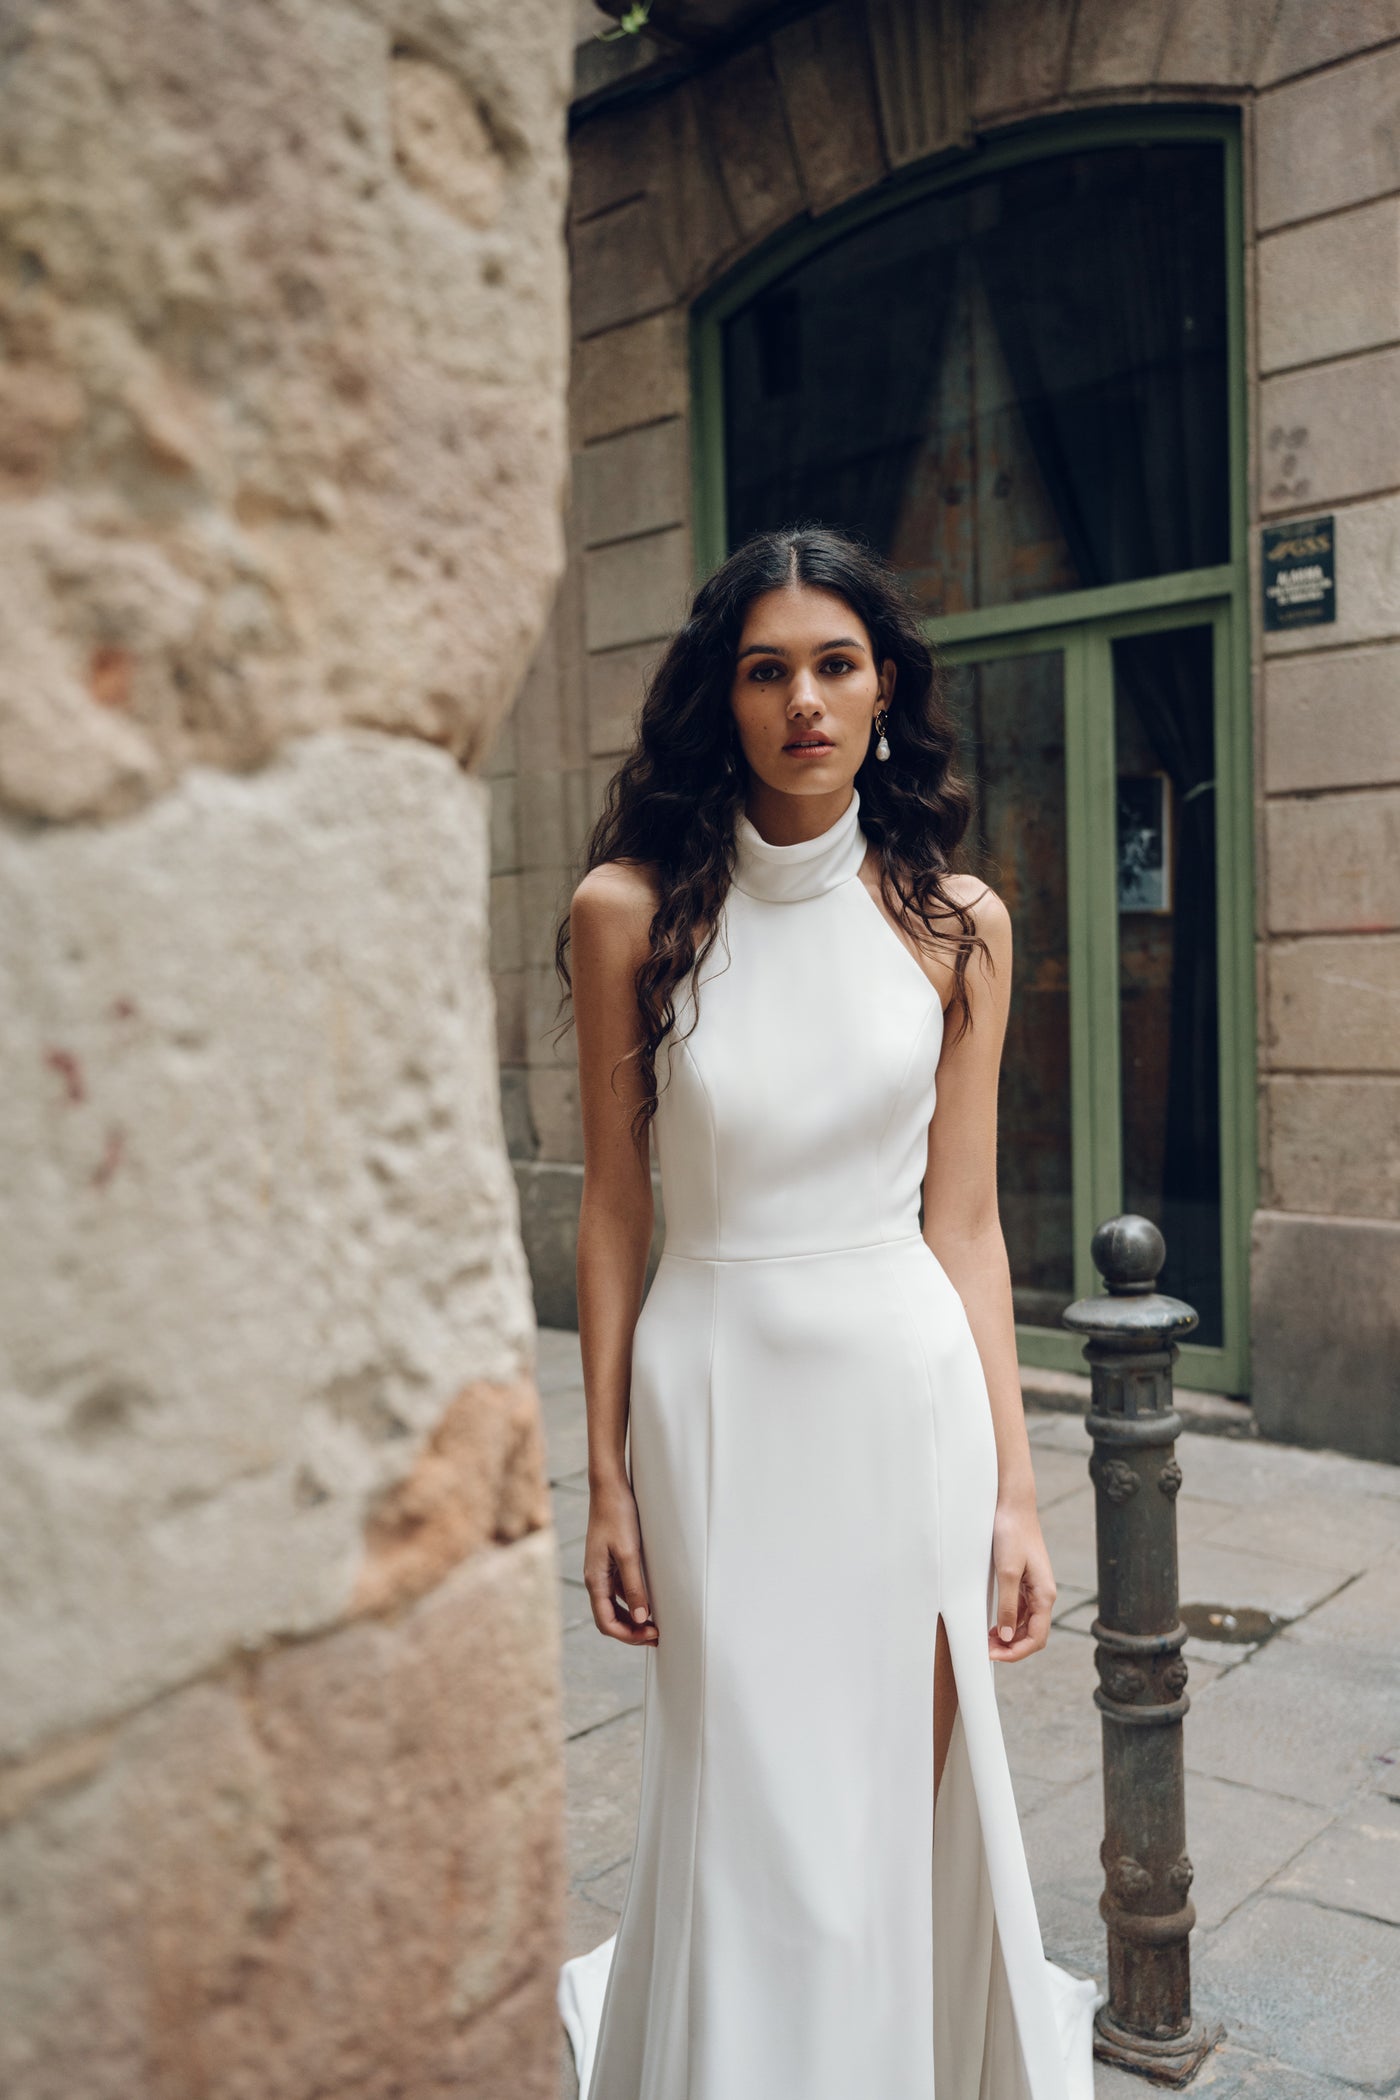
[584,1551,657,1645]
[615,1549,654,1630]
[993,1561,1025,1646]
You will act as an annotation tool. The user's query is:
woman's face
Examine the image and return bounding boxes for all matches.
[729,584,895,801]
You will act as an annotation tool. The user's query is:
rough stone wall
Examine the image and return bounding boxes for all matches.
[505,0,1400,1455]
[1249,20,1400,1458]
[0,0,574,2093]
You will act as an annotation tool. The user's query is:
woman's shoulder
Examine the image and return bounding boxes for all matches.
[570,858,661,949]
[941,871,1012,946]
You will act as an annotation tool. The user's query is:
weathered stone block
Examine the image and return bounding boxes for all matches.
[1271,1796,1400,1925]
[1258,199,1400,373]
[1064,0,1171,92]
[1262,647,1400,795]
[971,0,1075,117]
[529,1064,584,1164]
[0,733,535,1757]
[517,767,570,875]
[1253,1203,1400,1440]
[1267,934,1400,1071]
[496,965,529,1071]
[1266,785,1400,933]
[570,196,675,339]
[772,4,887,216]
[354,1377,550,1616]
[1259,0,1400,90]
[576,416,690,549]
[646,80,742,301]
[489,771,521,875]
[0,1533,565,2100]
[523,865,571,968]
[526,958,575,1064]
[867,0,971,163]
[570,309,689,447]
[583,524,692,652]
[1260,346,1400,514]
[1265,1074,1400,1218]
[587,639,657,756]
[1190,1891,1400,2084]
[697,42,804,247]
[1265,492,1400,655]
[517,1158,587,1331]
[1257,41,1400,230]
[0,0,572,821]
[1154,0,1277,85]
[570,95,651,224]
[491,868,525,973]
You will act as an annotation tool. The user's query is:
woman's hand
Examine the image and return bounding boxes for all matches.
[584,1477,659,1646]
[988,1491,1056,1662]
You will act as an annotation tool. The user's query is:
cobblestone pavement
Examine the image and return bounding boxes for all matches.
[537,1329,1400,2099]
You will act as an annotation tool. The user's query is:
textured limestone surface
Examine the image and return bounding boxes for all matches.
[0,0,571,821]
[0,731,541,1756]
[0,1530,565,2100]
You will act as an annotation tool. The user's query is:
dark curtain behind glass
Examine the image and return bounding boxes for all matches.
[721,140,1229,598]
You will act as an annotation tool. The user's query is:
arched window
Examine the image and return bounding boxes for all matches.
[695,115,1253,1390]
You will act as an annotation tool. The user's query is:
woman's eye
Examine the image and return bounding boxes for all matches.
[822,657,855,675]
[748,662,783,682]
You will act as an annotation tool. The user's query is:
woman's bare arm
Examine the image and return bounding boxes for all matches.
[919,882,1056,1662]
[569,859,661,1647]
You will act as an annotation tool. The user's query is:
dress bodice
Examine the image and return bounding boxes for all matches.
[654,790,944,1261]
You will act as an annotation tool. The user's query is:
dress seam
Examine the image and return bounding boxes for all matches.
[660,1232,925,1266]
[686,1256,719,2090]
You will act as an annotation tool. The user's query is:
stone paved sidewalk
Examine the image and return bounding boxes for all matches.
[537,1329,1400,2098]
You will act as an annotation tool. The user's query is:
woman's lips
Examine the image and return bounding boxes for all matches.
[783,737,834,756]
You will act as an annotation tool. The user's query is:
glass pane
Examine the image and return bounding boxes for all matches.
[722,142,1229,616]
[947,652,1074,1326]
[1114,626,1223,1346]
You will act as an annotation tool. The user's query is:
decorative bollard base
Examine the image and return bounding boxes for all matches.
[1093,2005,1227,2085]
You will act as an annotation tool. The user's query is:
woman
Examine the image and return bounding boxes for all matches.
[555,525,1104,2099]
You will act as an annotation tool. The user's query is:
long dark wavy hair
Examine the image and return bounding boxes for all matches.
[554,523,989,1135]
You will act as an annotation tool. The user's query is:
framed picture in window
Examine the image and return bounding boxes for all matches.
[1117,772,1172,913]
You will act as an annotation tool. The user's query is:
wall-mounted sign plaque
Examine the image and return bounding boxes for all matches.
[1262,514,1336,631]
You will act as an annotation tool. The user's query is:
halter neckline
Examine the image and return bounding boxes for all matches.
[732,789,868,904]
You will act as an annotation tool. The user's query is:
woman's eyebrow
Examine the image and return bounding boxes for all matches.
[735,636,867,662]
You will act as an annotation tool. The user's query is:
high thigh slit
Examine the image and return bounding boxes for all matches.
[558,791,1104,2099]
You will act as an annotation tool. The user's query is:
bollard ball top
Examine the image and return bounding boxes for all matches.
[1091,1214,1165,1295]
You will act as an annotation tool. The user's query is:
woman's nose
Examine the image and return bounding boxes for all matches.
[787,673,823,715]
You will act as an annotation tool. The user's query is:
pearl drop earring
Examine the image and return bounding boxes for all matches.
[873,707,891,763]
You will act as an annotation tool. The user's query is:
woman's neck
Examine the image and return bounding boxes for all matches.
[742,779,856,847]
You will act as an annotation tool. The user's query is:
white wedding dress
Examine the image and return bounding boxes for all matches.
[560,789,1105,2099]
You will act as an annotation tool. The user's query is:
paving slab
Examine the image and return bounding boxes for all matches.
[540,1385,590,1484]
[537,1327,584,1395]
[1037,1484,1100,1592]
[1181,1429,1400,1509]
[1270,1792,1400,1925]
[559,1576,592,1635]
[1189,1485,1400,1574]
[1287,1546,1400,1663]
[551,1480,589,1554]
[1185,1629,1400,1810]
[566,1705,644,1884]
[995,1623,1102,1788]
[1029,1441,1093,1510]
[1177,1538,1350,1623]
[1192,1891,1400,2087]
[560,1618,648,1739]
[1181,1773,1332,1931]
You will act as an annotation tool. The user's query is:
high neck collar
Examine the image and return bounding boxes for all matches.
[732,790,868,904]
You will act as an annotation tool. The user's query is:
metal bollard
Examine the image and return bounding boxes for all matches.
[1062,1215,1225,2082]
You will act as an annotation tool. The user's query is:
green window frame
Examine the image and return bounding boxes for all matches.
[690,108,1255,1396]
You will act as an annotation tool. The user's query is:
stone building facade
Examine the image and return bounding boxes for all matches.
[501,0,1400,1462]
[1,2,573,2095]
